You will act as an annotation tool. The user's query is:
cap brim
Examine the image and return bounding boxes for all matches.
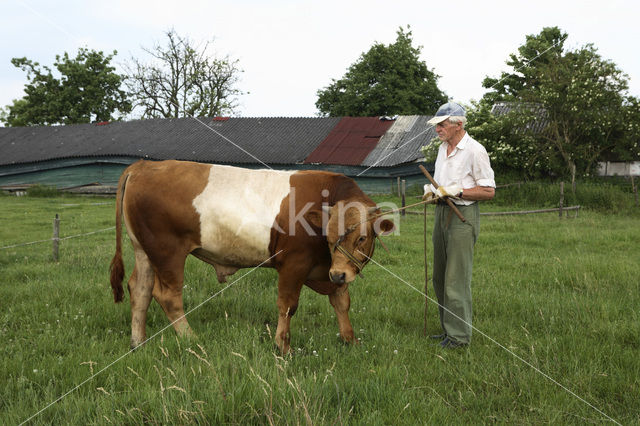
[427,115,449,126]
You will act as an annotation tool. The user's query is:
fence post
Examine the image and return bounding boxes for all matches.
[401,180,406,216]
[52,214,60,261]
[397,177,401,197]
[559,182,564,218]
[632,175,639,207]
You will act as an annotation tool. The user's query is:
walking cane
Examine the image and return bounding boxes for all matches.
[423,200,428,336]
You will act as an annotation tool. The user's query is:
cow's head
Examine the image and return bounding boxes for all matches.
[306,201,395,284]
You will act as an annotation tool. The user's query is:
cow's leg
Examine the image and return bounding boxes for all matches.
[275,275,304,354]
[329,284,355,343]
[128,249,155,349]
[152,255,193,339]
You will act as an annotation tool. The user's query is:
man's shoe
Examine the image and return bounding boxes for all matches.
[429,333,447,340]
[439,337,468,349]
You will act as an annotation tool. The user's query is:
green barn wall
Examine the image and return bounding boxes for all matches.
[0,157,432,194]
[0,158,131,188]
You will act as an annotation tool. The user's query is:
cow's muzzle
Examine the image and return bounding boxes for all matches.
[329,271,346,285]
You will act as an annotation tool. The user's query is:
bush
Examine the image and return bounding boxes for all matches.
[490,179,637,213]
[573,182,632,212]
[26,184,59,197]
[491,182,559,208]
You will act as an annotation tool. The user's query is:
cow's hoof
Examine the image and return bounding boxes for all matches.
[339,333,357,345]
[274,342,292,356]
[177,330,197,343]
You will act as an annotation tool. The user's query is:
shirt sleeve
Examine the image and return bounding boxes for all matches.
[472,144,496,188]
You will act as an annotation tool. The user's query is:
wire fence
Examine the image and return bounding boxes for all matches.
[0,226,114,251]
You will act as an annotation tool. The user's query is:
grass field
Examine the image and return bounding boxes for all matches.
[1,193,639,424]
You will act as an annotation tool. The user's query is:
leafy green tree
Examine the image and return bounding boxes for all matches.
[316,26,447,117]
[480,27,566,106]
[3,48,131,126]
[125,29,243,119]
[469,27,640,180]
[467,100,562,179]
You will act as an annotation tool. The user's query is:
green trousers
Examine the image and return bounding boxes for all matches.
[432,203,480,344]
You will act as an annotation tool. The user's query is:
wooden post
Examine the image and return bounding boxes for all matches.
[632,175,639,207]
[397,177,401,197]
[401,180,406,216]
[559,182,564,218]
[52,214,60,262]
[390,178,394,195]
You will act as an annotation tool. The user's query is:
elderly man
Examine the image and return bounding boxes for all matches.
[423,102,495,349]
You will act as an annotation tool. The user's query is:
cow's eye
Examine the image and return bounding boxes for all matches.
[357,236,367,245]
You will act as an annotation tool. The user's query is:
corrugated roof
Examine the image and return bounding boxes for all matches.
[491,101,549,133]
[303,117,394,166]
[0,117,341,167]
[361,115,437,167]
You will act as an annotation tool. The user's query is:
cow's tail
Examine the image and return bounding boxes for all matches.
[109,171,130,303]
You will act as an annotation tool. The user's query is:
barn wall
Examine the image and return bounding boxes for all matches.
[0,158,133,188]
[0,163,127,188]
[0,157,432,194]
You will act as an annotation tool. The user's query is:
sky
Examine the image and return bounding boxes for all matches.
[1,0,639,119]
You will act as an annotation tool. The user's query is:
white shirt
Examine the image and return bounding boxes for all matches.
[430,132,495,206]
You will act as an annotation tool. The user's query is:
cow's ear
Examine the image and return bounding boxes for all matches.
[305,209,325,229]
[375,218,395,236]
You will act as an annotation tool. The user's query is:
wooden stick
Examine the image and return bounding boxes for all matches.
[423,201,428,337]
[418,165,466,223]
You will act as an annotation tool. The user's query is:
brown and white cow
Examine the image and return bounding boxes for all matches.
[109,160,394,353]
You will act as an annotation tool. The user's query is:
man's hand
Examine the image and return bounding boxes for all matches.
[436,184,462,199]
[422,184,436,201]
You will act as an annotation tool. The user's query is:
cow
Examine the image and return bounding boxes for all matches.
[109,160,394,353]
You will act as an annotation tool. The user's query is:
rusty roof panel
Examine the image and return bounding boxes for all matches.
[303,117,394,166]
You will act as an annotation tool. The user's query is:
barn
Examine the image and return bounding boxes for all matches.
[0,115,437,194]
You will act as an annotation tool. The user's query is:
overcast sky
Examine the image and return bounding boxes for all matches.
[1,0,638,119]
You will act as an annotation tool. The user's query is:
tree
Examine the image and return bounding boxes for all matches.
[125,29,243,119]
[469,27,640,180]
[480,27,566,106]
[3,48,131,126]
[315,27,447,117]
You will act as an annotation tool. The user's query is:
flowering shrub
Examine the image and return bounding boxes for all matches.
[420,137,441,163]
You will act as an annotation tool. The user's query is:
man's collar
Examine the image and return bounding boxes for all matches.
[445,131,469,151]
[456,132,470,150]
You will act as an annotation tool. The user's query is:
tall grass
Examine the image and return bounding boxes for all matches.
[492,180,636,213]
[1,194,639,424]
[25,184,61,198]
[405,178,638,213]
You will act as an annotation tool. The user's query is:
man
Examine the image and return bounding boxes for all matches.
[423,102,495,349]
